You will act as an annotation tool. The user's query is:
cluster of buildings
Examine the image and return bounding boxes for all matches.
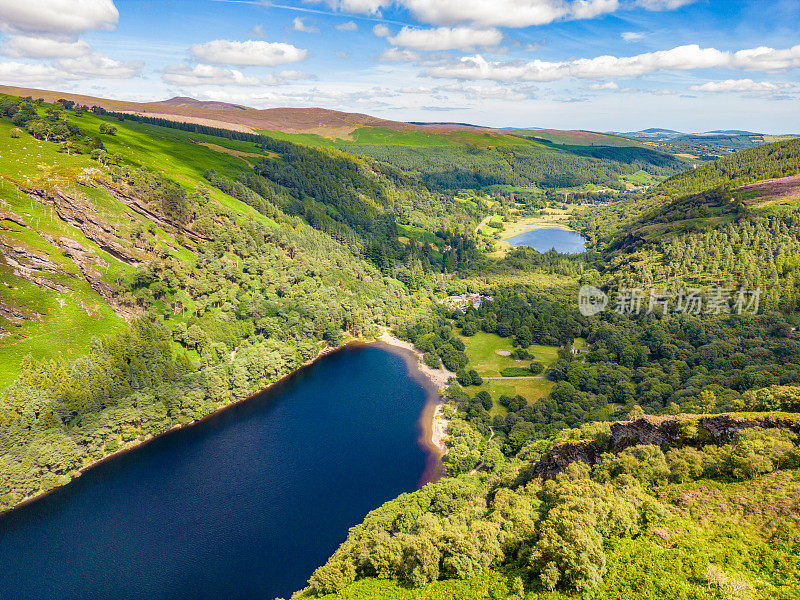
[440,293,494,313]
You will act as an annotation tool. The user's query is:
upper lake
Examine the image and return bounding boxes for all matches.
[507,227,586,254]
[0,344,435,600]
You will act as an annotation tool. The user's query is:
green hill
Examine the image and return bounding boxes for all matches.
[568,138,800,311]
[262,126,688,192]
[0,93,473,511]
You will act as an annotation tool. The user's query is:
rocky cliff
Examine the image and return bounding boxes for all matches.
[532,414,800,480]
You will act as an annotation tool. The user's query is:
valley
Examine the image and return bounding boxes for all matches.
[0,87,799,600]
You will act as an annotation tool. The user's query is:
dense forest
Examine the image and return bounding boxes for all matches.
[305,415,800,598]
[339,139,687,191]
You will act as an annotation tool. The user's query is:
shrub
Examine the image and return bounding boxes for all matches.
[424,352,442,369]
[500,367,533,377]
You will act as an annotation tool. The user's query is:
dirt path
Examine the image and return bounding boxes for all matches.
[475,214,491,235]
[469,426,495,475]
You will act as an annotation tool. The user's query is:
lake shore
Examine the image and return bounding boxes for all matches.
[490,213,575,257]
[378,329,453,468]
[0,339,360,517]
[1,333,451,516]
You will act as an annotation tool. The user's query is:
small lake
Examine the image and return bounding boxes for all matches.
[0,344,436,600]
[507,227,586,254]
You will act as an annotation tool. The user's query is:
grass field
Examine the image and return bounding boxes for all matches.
[461,332,559,404]
[619,169,658,186]
[475,378,555,410]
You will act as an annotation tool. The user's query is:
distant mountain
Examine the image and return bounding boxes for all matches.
[0,85,420,137]
[613,128,686,141]
[156,96,252,111]
[703,129,762,136]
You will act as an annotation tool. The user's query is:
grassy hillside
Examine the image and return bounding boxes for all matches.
[0,93,471,512]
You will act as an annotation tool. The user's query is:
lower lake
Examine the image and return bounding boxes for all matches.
[0,344,436,600]
[507,227,586,254]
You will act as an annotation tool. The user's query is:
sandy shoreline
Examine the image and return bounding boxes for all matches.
[378,329,453,458]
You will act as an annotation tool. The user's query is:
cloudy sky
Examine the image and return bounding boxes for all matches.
[0,0,798,132]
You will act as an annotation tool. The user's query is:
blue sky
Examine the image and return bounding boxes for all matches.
[0,0,798,132]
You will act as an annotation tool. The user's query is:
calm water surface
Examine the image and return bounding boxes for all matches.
[507,227,585,253]
[0,345,433,600]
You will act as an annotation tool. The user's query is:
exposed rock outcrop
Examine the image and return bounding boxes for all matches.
[699,414,800,444]
[93,180,212,243]
[0,240,71,293]
[25,187,144,265]
[532,441,601,480]
[532,414,800,481]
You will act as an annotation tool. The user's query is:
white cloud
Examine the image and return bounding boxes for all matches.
[440,81,535,100]
[426,43,800,82]
[56,52,142,78]
[162,65,316,87]
[293,17,319,33]
[0,50,140,85]
[335,21,358,31]
[689,79,790,93]
[621,31,645,41]
[588,81,618,89]
[333,0,619,27]
[275,69,317,80]
[569,44,726,78]
[426,54,566,81]
[731,45,800,71]
[400,0,592,27]
[249,24,266,37]
[0,60,73,84]
[190,40,308,66]
[384,26,502,51]
[636,0,696,10]
[373,24,390,37]
[397,85,432,93]
[310,0,700,27]
[163,64,261,86]
[378,47,422,62]
[2,35,92,58]
[0,0,118,35]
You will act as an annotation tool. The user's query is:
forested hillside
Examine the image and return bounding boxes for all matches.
[302,412,800,599]
[263,127,688,192]
[0,93,477,511]
[568,138,800,311]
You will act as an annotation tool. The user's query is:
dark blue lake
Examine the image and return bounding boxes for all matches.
[507,227,585,254]
[0,344,436,600]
